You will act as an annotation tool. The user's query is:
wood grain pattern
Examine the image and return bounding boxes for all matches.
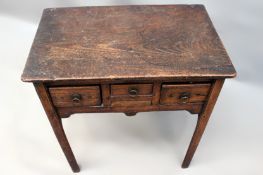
[49,86,101,107]
[160,83,211,104]
[21,5,236,82]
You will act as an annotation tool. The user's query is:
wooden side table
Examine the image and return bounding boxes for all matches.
[21,5,236,173]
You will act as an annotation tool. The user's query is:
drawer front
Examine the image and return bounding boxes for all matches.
[49,86,101,107]
[160,84,211,105]
[110,84,153,107]
[111,100,152,107]
[111,84,153,96]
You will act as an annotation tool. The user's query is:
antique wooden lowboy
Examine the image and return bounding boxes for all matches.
[21,5,236,172]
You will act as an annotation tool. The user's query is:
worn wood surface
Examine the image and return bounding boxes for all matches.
[21,5,236,82]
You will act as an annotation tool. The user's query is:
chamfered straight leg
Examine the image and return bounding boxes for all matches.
[182,79,225,168]
[34,83,80,173]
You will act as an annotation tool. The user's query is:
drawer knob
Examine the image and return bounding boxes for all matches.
[128,87,138,97]
[179,92,190,103]
[71,94,82,103]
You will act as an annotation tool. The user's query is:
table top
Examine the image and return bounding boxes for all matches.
[21,5,236,82]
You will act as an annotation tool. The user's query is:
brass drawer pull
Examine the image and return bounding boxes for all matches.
[179,92,190,103]
[128,87,139,97]
[71,94,82,103]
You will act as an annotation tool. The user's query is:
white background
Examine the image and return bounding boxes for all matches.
[0,0,263,174]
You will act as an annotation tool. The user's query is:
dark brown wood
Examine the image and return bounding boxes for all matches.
[49,86,101,107]
[101,84,111,106]
[21,5,236,173]
[125,112,137,116]
[152,82,161,105]
[111,100,152,107]
[111,84,153,96]
[34,83,80,172]
[110,95,153,106]
[182,79,225,168]
[56,103,204,118]
[44,78,214,86]
[160,83,211,105]
[21,5,236,83]
[110,95,152,101]
[110,84,153,107]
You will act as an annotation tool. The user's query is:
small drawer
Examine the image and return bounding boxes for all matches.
[160,83,211,105]
[111,84,153,97]
[49,86,101,107]
[110,84,153,107]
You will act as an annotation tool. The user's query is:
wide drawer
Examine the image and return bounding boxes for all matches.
[49,86,101,107]
[160,83,211,105]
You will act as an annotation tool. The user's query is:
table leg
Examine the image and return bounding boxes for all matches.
[182,79,225,168]
[34,83,80,173]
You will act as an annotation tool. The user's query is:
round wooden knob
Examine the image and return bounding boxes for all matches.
[71,94,81,103]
